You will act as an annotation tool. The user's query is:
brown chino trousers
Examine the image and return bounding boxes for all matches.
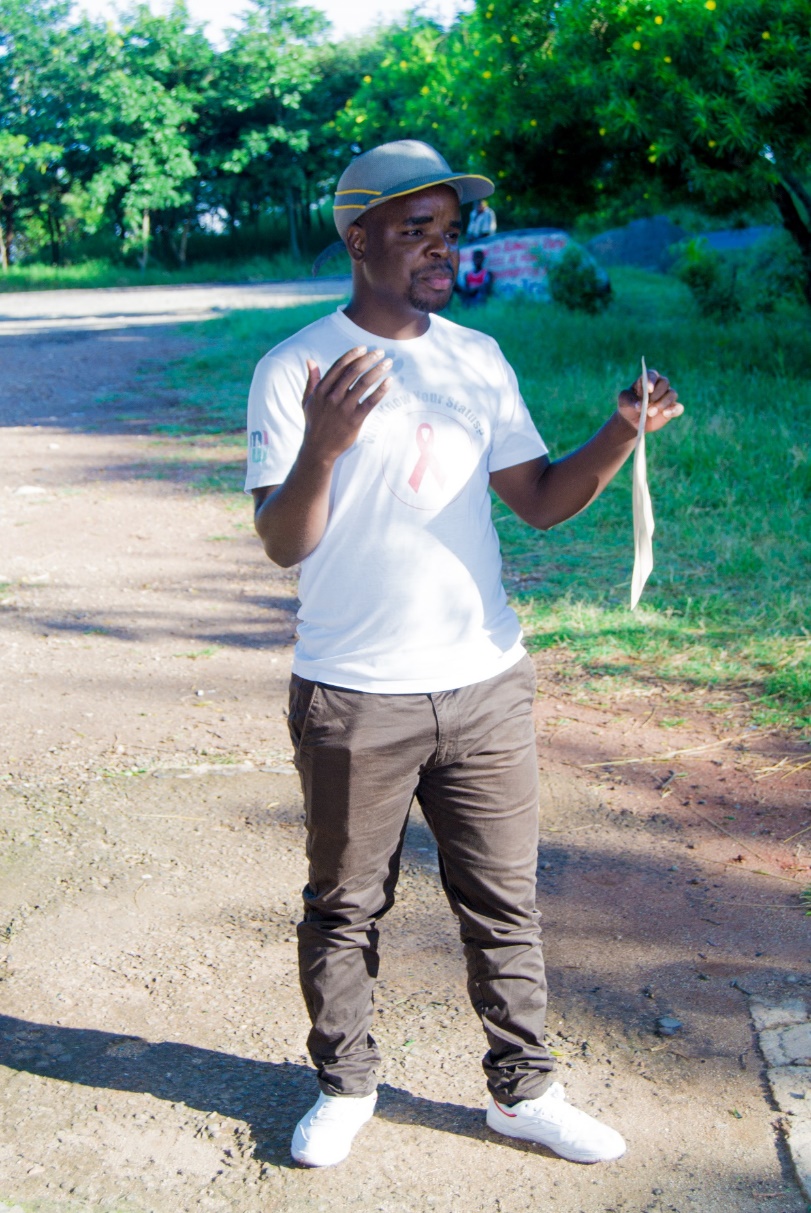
[287,653,556,1104]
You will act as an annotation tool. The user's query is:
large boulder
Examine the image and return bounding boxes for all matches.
[458,228,608,301]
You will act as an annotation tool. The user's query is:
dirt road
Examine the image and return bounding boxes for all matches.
[0,288,809,1213]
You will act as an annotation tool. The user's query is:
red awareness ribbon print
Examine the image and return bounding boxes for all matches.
[407,423,446,494]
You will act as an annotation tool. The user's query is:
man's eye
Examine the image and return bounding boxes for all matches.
[404,228,422,236]
[447,232,460,242]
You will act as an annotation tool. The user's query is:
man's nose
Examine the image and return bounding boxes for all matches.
[427,232,454,258]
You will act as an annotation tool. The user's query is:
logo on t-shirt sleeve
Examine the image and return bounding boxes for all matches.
[249,429,269,464]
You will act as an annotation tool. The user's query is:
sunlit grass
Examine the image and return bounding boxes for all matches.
[165,270,810,730]
[0,252,326,293]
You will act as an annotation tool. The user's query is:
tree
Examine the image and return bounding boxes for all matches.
[203,0,329,257]
[69,4,213,268]
[574,0,811,300]
[0,0,76,264]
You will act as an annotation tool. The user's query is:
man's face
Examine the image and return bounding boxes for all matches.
[347,185,462,314]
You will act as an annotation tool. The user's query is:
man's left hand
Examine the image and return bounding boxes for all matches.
[618,369,684,433]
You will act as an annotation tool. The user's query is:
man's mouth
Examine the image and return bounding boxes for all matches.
[416,270,455,291]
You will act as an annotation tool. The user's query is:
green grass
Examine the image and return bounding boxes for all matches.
[164,269,810,731]
[0,251,344,293]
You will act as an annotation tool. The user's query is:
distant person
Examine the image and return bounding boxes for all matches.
[466,197,497,240]
[458,248,493,305]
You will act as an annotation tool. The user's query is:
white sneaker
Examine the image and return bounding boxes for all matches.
[486,1082,626,1164]
[291,1090,377,1167]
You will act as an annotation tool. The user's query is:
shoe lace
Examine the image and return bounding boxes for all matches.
[517,1083,572,1122]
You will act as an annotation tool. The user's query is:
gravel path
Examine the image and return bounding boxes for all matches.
[0,286,809,1213]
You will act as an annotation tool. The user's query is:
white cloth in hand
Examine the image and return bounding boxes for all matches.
[630,357,654,610]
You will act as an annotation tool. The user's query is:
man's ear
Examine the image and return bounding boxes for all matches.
[344,221,366,263]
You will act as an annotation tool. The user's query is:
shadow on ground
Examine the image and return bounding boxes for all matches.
[0,1016,508,1169]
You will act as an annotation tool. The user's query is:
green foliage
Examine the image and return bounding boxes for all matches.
[671,238,741,319]
[738,231,808,313]
[544,244,611,314]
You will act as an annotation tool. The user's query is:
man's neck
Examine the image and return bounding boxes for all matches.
[343,295,431,341]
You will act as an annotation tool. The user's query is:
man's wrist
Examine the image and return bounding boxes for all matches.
[296,443,339,479]
[609,408,639,444]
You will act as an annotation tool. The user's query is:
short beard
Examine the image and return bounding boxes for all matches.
[407,274,455,314]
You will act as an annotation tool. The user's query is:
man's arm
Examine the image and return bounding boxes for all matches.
[253,347,392,567]
[490,370,682,531]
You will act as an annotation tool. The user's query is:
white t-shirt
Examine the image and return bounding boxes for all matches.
[245,307,547,693]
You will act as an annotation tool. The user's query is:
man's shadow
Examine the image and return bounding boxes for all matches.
[0,1015,510,1167]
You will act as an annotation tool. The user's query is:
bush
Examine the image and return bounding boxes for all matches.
[671,237,742,319]
[738,231,807,314]
[544,244,611,314]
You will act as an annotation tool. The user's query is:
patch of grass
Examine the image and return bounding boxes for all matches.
[0,252,332,293]
[165,301,341,434]
[164,270,810,730]
[464,271,810,731]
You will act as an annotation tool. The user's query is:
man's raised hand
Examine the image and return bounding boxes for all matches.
[302,347,392,464]
[618,369,684,434]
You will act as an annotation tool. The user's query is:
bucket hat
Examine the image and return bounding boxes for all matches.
[333,140,494,240]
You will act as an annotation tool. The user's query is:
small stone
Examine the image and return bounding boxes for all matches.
[655,1016,683,1036]
[668,864,679,872]
[14,485,46,496]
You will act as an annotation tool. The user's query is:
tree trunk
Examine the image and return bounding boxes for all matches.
[285,186,300,260]
[180,218,190,266]
[2,200,15,269]
[171,217,191,266]
[775,180,811,308]
[46,206,61,266]
[3,202,14,269]
[139,210,151,271]
[302,180,312,242]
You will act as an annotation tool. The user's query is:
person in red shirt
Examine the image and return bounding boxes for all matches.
[459,248,494,306]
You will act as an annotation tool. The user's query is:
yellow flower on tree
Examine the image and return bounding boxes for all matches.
[633,40,642,49]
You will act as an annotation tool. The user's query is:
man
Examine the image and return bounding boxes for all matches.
[247,140,682,1169]
[466,196,497,240]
